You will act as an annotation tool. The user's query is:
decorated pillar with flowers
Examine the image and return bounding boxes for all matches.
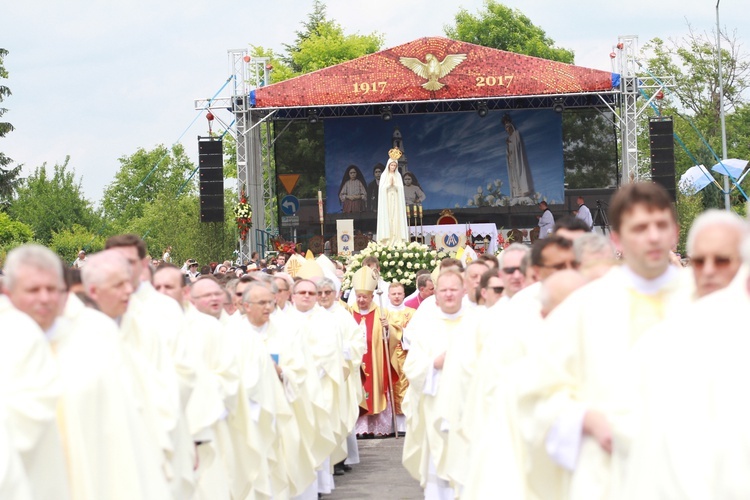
[234,189,253,241]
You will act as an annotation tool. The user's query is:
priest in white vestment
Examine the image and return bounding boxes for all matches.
[461,270,588,500]
[2,245,70,500]
[155,265,239,500]
[106,234,196,499]
[617,272,750,499]
[292,259,349,461]
[0,403,32,500]
[402,270,483,498]
[54,290,172,499]
[246,278,336,498]
[519,182,692,500]
[225,280,311,499]
[315,277,366,468]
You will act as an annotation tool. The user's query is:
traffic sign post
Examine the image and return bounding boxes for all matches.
[280,195,299,215]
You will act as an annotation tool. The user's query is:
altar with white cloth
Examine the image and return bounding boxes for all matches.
[409,223,499,253]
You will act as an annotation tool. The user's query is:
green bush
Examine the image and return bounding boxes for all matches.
[0,212,34,245]
[49,224,105,264]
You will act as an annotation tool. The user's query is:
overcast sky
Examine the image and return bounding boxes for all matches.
[3,0,748,205]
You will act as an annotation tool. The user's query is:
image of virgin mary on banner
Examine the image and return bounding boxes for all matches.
[502,113,535,199]
[324,110,564,212]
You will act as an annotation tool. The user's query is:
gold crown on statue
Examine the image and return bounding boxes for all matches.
[388,148,403,160]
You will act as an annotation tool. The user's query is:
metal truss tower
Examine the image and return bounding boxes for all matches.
[196,50,275,262]
[597,36,675,185]
[617,36,640,183]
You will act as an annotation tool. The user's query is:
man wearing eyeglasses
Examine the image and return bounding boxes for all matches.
[686,209,748,299]
[496,243,531,302]
[271,273,294,316]
[243,280,335,498]
[477,268,504,308]
[522,182,693,500]
[615,219,750,498]
[315,277,367,473]
[510,235,578,317]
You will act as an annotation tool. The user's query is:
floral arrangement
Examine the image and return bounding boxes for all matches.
[459,178,555,208]
[272,240,298,255]
[233,189,253,240]
[342,241,449,295]
[466,179,510,207]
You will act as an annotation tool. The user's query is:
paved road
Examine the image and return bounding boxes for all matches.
[327,437,422,499]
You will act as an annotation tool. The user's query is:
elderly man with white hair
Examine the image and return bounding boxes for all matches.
[618,227,750,499]
[686,208,749,298]
[573,232,618,281]
[67,248,173,499]
[1,244,69,500]
[81,249,134,320]
[105,234,198,499]
[234,280,322,499]
[316,276,367,472]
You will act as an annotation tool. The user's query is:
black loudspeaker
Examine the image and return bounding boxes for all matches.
[649,119,676,201]
[198,138,224,222]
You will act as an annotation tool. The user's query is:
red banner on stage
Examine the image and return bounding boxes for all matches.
[253,37,615,108]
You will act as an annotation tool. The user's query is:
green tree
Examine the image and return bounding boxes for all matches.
[49,224,105,263]
[101,144,196,228]
[289,22,383,75]
[9,157,99,244]
[563,110,619,189]
[125,192,237,265]
[643,29,750,210]
[0,211,33,245]
[283,0,328,72]
[445,1,575,63]
[676,187,705,254]
[280,1,383,78]
[0,47,22,207]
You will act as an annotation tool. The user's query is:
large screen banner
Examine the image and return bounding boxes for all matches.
[324,109,563,215]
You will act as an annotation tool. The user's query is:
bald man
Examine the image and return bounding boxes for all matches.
[156,267,236,500]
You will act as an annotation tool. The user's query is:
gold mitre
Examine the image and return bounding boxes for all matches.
[285,253,307,278]
[297,259,324,280]
[351,266,378,294]
[305,249,315,260]
[388,148,402,160]
[316,254,336,274]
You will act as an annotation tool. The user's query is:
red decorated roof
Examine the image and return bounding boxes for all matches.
[252,37,615,108]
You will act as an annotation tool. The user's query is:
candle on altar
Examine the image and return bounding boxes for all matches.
[317,190,323,223]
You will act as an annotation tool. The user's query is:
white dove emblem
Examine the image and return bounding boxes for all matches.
[399,53,467,91]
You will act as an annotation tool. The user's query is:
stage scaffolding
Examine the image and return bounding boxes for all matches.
[196,37,675,259]
[195,49,276,263]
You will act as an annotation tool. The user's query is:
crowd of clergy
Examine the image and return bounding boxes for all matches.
[2,181,750,499]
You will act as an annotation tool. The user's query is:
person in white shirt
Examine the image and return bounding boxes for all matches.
[574,196,593,229]
[72,250,87,268]
[537,201,555,239]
